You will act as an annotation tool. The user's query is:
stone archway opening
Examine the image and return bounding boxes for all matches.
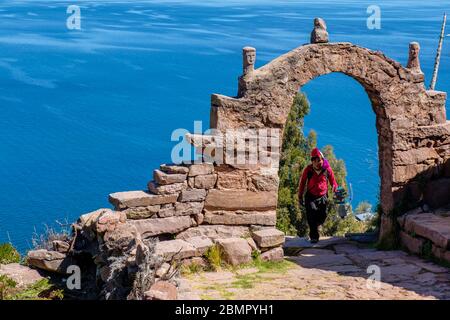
[276,71,381,237]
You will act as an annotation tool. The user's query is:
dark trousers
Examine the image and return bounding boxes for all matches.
[305,192,328,241]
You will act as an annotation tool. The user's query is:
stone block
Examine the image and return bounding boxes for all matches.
[179,189,207,202]
[123,205,160,219]
[155,240,196,261]
[188,163,214,177]
[194,174,217,189]
[403,213,450,249]
[184,236,214,256]
[216,238,252,266]
[260,247,284,262]
[160,164,189,174]
[175,225,250,241]
[205,189,277,211]
[109,191,178,209]
[130,216,193,238]
[252,228,285,248]
[148,181,187,195]
[153,169,187,185]
[175,202,204,216]
[204,210,276,226]
[399,231,425,255]
[26,250,72,274]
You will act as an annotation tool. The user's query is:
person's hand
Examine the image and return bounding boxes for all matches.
[299,198,305,207]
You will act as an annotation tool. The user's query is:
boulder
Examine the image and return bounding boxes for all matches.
[194,174,217,189]
[205,189,277,211]
[130,216,193,238]
[184,236,214,256]
[260,247,284,262]
[155,240,196,261]
[148,181,187,195]
[252,228,285,248]
[26,250,72,274]
[188,163,214,177]
[144,281,178,300]
[179,189,207,202]
[204,210,276,226]
[160,164,189,174]
[109,191,178,209]
[176,225,250,241]
[0,263,45,287]
[216,238,252,266]
[153,169,187,185]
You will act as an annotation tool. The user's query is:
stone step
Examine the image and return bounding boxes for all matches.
[401,213,450,249]
[283,236,351,256]
[109,190,178,209]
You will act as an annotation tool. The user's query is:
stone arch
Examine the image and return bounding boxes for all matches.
[209,42,449,242]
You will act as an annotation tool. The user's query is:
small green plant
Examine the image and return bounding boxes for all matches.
[180,262,205,275]
[0,274,64,300]
[232,274,260,289]
[205,245,224,271]
[421,240,433,260]
[0,275,17,299]
[0,243,21,264]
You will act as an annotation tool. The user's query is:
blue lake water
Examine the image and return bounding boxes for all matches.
[0,0,449,252]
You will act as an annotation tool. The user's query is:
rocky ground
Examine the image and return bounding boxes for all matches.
[178,237,450,300]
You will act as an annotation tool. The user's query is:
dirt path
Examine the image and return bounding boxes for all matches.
[178,238,450,300]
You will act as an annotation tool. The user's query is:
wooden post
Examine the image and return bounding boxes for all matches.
[430,13,447,90]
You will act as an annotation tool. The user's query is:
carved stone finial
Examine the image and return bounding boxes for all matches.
[310,18,329,44]
[407,42,423,74]
[242,46,256,75]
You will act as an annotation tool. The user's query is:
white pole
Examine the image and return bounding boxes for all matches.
[430,13,447,90]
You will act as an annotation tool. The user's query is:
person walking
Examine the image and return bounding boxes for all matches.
[298,147,338,243]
